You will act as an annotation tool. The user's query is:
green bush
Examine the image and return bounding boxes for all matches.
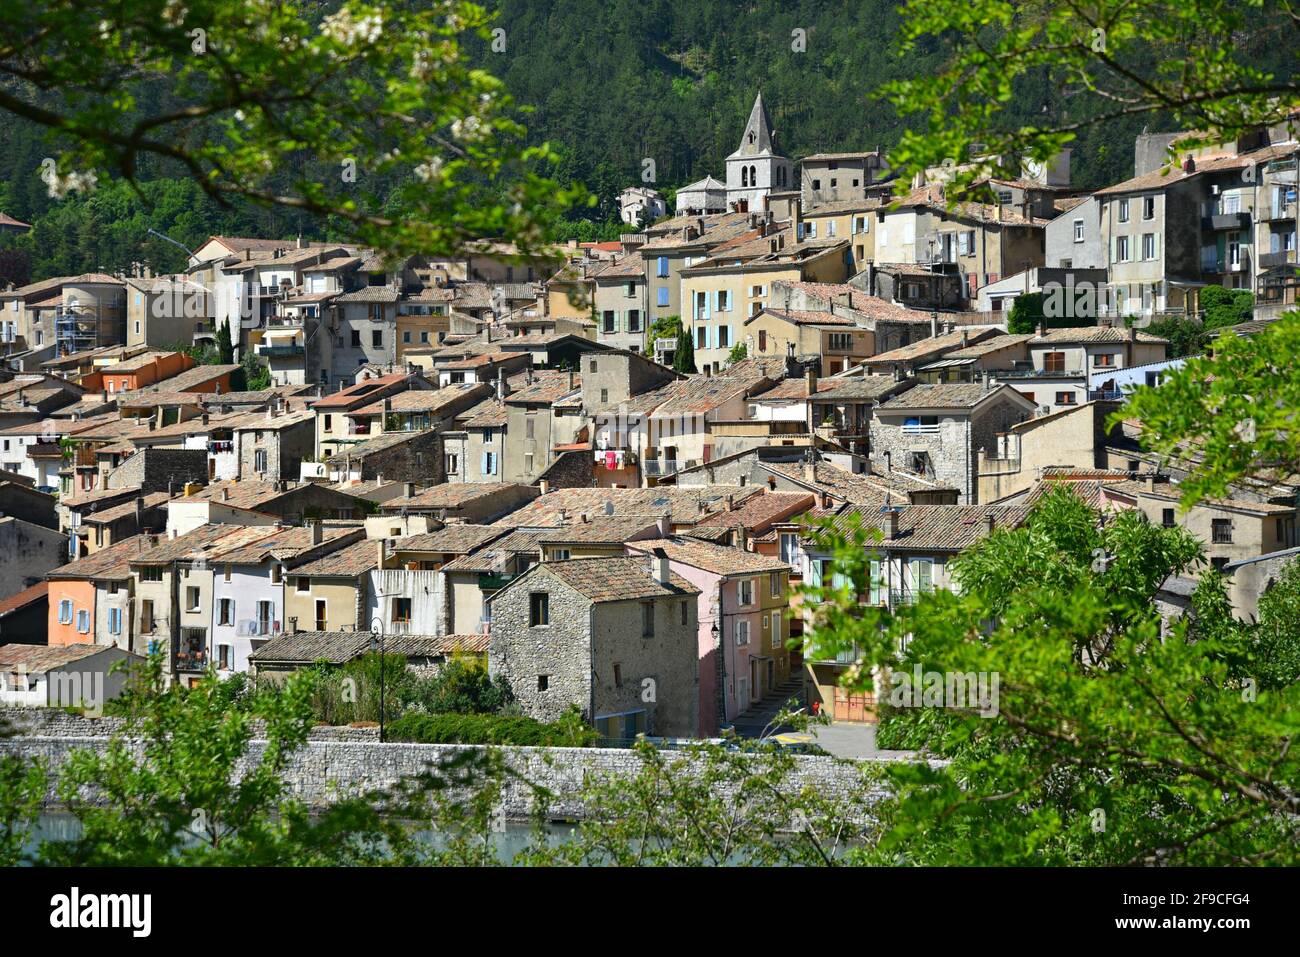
[388,707,598,747]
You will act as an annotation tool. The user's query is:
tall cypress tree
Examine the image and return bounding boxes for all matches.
[673,328,696,374]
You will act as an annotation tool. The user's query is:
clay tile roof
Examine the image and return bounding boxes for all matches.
[0,581,47,618]
[48,535,154,580]
[290,538,380,576]
[385,483,532,512]
[504,370,579,405]
[459,398,507,428]
[827,503,1032,551]
[348,383,485,417]
[325,428,435,463]
[877,382,1004,410]
[757,308,856,327]
[0,642,134,674]
[691,491,816,532]
[391,525,508,554]
[493,485,762,528]
[535,516,660,545]
[626,538,790,575]
[866,327,1002,365]
[1031,326,1168,345]
[1094,153,1249,196]
[249,630,489,664]
[526,556,699,603]
[310,374,413,409]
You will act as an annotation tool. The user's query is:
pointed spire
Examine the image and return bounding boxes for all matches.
[737,92,774,157]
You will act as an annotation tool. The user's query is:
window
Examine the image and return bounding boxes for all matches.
[738,578,755,606]
[219,598,235,626]
[1094,352,1116,367]
[402,330,411,344]
[771,611,782,647]
[141,599,155,634]
[641,601,655,637]
[73,608,89,633]
[657,256,669,278]
[735,620,751,646]
[613,663,623,687]
[1073,219,1085,242]
[254,449,268,474]
[445,452,459,475]
[529,592,550,626]
[602,310,616,333]
[625,281,636,298]
[600,388,609,404]
[717,325,731,349]
[108,607,122,635]
[1115,235,1131,262]
[314,599,327,631]
[769,571,781,598]
[525,417,535,440]
[537,675,550,692]
[1211,519,1233,544]
[1142,233,1157,260]
[350,330,361,348]
[483,451,497,475]
[371,329,383,349]
[186,586,200,612]
[1043,351,1066,373]
[296,577,310,594]
[779,532,801,565]
[1118,198,1130,223]
[270,565,282,584]
[1142,196,1155,220]
[657,287,670,307]
[627,310,641,332]
[828,332,853,351]
[717,290,731,312]
[392,597,412,625]
[681,601,689,626]
[1055,392,1077,406]
[1162,508,1176,528]
[58,599,72,624]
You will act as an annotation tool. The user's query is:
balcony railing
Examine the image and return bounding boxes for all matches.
[1202,211,1251,231]
[1262,203,1295,222]
[900,424,941,435]
[890,587,934,606]
[174,649,208,673]
[643,459,679,476]
[1259,249,1298,270]
[256,344,305,358]
[1087,389,1125,401]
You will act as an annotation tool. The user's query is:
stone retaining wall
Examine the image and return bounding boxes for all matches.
[2,727,889,821]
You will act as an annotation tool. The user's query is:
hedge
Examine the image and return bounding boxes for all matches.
[386,711,598,747]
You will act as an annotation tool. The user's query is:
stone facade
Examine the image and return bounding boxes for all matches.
[105,448,208,494]
[235,417,315,481]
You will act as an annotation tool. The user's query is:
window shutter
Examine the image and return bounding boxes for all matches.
[481,452,490,475]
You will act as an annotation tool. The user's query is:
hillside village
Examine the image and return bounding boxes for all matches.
[0,94,1296,739]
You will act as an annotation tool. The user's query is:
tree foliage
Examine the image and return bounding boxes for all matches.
[798,487,1300,865]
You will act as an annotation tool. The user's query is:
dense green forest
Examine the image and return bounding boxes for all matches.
[0,0,1293,284]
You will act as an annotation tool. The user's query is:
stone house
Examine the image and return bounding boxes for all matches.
[439,396,508,483]
[624,537,792,735]
[871,383,1039,504]
[590,257,650,353]
[230,406,315,481]
[487,555,701,739]
[798,502,1030,720]
[976,401,1124,503]
[310,371,432,460]
[325,428,443,483]
[502,370,583,484]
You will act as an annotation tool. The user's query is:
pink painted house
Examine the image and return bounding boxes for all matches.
[626,538,791,735]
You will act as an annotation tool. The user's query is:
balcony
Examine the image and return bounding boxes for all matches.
[1261,204,1295,222]
[1087,389,1124,401]
[643,459,679,476]
[478,573,515,592]
[256,343,305,358]
[173,649,208,673]
[1202,211,1251,231]
[889,587,934,606]
[1259,249,1298,270]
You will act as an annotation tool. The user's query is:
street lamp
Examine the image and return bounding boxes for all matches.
[369,616,386,743]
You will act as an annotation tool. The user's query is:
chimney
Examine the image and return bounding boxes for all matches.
[221,486,229,501]
[881,507,899,540]
[134,496,144,525]
[1037,321,1046,338]
[650,547,671,585]
[539,479,549,495]
[559,507,568,522]
[1128,324,1138,342]
[404,481,416,499]
[883,450,891,473]
[985,513,996,534]
[960,329,969,347]
[726,494,735,511]
[497,368,510,399]
[656,514,671,537]
[201,413,209,426]
[376,538,386,571]
[930,312,938,338]
[803,453,816,484]
[287,616,298,636]
[1145,474,1156,492]
[310,519,322,545]
[805,366,817,397]
[604,500,614,516]
[568,370,575,391]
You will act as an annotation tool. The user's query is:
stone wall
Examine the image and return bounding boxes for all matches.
[1,730,891,821]
[107,448,209,493]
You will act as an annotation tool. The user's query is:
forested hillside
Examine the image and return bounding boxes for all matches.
[0,0,1293,283]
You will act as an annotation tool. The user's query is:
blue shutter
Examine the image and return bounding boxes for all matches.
[481,451,490,475]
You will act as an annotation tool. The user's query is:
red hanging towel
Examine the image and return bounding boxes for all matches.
[605,450,616,470]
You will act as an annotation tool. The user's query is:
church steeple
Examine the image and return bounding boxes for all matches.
[736,92,774,157]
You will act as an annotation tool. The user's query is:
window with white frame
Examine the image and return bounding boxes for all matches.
[58,599,73,624]
[1073,219,1085,242]
[735,619,751,646]
[738,578,755,606]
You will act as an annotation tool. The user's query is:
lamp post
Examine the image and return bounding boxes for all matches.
[369,616,386,743]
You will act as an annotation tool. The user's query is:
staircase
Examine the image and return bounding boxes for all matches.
[730,676,806,738]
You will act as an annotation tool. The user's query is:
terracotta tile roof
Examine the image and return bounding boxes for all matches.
[177,480,305,510]
[524,556,699,602]
[504,370,579,405]
[441,529,544,572]
[47,535,152,580]
[61,485,141,509]
[592,256,645,280]
[290,538,380,576]
[325,428,435,464]
[78,491,170,525]
[310,374,414,410]
[0,642,134,674]
[1102,479,1297,515]
[691,491,816,532]
[1031,326,1168,345]
[772,281,938,325]
[333,286,401,303]
[208,526,363,565]
[626,538,790,575]
[1094,153,1249,196]
[535,516,661,545]
[877,382,1008,411]
[761,460,953,504]
[391,525,508,554]
[459,398,507,428]
[0,581,47,618]
[865,327,1003,366]
[826,503,1032,551]
[755,307,856,327]
[494,486,763,528]
[383,483,533,512]
[249,629,488,664]
[940,333,1034,360]
[347,382,487,417]
[647,376,762,418]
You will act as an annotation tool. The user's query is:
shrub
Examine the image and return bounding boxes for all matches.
[388,707,598,747]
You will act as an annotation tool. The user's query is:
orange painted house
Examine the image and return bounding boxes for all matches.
[45,537,141,647]
[101,351,192,395]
